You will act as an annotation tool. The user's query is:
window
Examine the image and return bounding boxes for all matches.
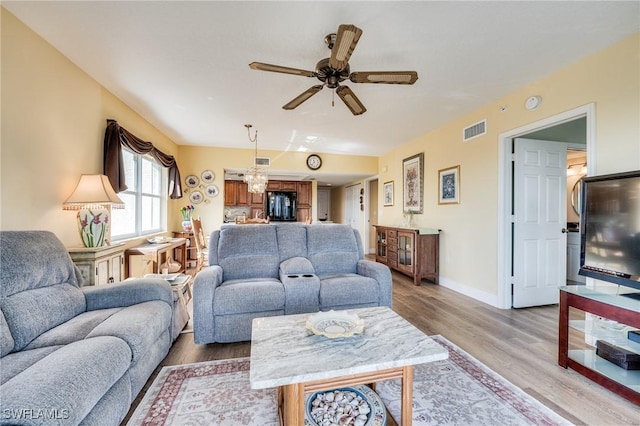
[111,149,166,239]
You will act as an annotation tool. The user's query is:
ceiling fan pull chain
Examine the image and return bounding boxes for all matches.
[332,89,335,107]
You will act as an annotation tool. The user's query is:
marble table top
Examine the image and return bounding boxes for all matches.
[249,306,448,389]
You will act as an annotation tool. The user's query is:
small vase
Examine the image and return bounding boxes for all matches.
[182,220,192,232]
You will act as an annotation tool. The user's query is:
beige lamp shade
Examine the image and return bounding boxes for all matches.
[62,174,125,210]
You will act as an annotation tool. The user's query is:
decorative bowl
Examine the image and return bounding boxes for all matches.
[304,385,386,426]
[147,236,174,244]
[306,310,364,339]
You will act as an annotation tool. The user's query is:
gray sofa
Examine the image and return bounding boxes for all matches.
[0,231,174,426]
[193,223,392,344]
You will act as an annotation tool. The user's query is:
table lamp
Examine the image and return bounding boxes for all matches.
[63,174,125,247]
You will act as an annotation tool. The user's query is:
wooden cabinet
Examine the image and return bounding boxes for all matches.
[559,286,640,404]
[172,231,198,268]
[374,226,440,285]
[125,238,187,277]
[225,179,313,223]
[68,244,125,286]
[224,181,248,205]
[297,182,312,206]
[224,180,237,205]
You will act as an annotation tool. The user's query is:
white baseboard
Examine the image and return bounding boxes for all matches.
[438,277,500,308]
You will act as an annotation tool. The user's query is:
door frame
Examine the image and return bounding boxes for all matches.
[496,103,596,309]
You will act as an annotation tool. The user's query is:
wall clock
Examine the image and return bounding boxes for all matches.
[306,154,322,170]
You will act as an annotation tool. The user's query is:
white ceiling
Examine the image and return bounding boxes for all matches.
[4,1,639,185]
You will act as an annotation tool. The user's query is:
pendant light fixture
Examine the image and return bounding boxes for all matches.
[243,124,268,193]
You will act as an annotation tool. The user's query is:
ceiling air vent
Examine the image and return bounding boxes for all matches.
[255,157,270,167]
[463,119,487,142]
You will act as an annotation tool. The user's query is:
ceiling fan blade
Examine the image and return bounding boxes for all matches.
[335,86,366,116]
[329,24,363,71]
[349,71,419,84]
[249,62,316,78]
[282,85,324,110]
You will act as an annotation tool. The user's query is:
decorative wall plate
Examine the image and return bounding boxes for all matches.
[189,190,203,204]
[306,310,364,338]
[201,170,215,183]
[205,184,219,198]
[185,175,199,187]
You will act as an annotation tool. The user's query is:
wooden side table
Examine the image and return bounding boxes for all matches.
[125,238,187,278]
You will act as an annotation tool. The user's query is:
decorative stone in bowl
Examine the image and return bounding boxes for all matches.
[305,385,386,426]
[306,310,364,339]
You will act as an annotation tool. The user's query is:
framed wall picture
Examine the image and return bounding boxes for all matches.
[403,153,424,213]
[383,181,394,206]
[438,165,460,204]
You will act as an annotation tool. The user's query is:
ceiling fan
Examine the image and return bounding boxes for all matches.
[249,24,418,116]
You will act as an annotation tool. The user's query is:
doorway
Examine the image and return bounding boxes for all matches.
[497,104,595,309]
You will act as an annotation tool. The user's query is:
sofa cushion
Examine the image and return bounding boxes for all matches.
[3,283,86,352]
[24,308,122,351]
[307,225,360,276]
[0,309,15,357]
[319,275,380,308]
[217,225,280,280]
[1,345,63,385]
[0,231,86,352]
[214,278,284,315]
[86,301,172,362]
[1,336,131,426]
[276,223,308,261]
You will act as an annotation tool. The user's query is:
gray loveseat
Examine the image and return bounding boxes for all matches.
[193,223,392,344]
[0,231,174,426]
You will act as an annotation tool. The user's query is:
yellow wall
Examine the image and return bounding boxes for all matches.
[2,7,638,306]
[176,145,377,234]
[376,33,640,303]
[1,9,180,247]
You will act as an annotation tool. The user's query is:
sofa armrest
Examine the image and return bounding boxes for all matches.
[82,279,173,311]
[192,265,223,344]
[357,260,393,307]
[279,257,315,277]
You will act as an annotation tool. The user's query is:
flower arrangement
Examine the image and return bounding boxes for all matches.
[180,205,195,221]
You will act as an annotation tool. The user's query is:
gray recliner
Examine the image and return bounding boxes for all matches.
[193,223,392,344]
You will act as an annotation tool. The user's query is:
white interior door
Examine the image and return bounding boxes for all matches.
[513,138,568,308]
[345,184,364,237]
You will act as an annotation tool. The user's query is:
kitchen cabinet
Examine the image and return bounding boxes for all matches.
[374,226,440,285]
[297,182,312,206]
[68,243,125,286]
[224,180,248,205]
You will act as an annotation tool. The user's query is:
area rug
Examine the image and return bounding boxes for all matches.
[127,335,571,426]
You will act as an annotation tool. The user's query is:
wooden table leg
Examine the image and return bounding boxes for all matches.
[401,365,413,426]
[281,383,305,426]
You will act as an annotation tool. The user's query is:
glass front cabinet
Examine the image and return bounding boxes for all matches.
[373,226,440,286]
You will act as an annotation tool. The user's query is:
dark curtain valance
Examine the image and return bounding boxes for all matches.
[103,119,182,199]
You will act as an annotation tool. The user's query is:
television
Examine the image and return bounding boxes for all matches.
[579,170,640,296]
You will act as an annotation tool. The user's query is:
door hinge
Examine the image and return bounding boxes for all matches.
[511,153,516,162]
[511,214,515,223]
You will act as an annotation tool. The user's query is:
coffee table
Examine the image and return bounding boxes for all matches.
[249,306,448,425]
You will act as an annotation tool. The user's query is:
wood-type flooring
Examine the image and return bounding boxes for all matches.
[124,270,640,425]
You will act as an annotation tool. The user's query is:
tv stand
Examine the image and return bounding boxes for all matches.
[559,286,640,405]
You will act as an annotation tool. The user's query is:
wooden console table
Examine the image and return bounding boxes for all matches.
[559,285,640,405]
[374,226,440,285]
[125,238,187,278]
